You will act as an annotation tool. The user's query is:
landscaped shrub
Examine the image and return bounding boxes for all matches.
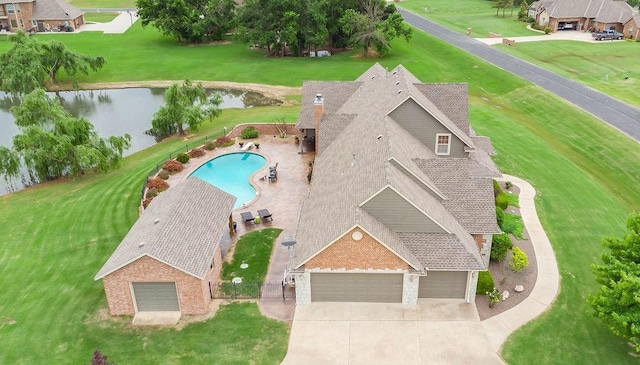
[544,27,552,34]
[240,126,259,139]
[493,179,502,197]
[505,181,513,189]
[143,197,153,209]
[146,187,158,198]
[162,159,184,174]
[214,136,233,147]
[176,152,190,164]
[204,140,216,150]
[146,177,169,192]
[188,147,206,158]
[496,206,505,228]
[158,169,170,180]
[509,246,529,273]
[496,192,510,210]
[477,271,495,294]
[491,233,512,262]
[502,213,525,239]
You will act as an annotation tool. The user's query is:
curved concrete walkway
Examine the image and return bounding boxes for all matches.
[281,175,560,364]
[482,175,561,353]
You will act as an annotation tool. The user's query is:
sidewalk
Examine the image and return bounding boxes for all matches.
[481,174,561,352]
[78,11,138,34]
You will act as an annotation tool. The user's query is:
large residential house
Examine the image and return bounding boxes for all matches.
[292,64,501,305]
[529,0,639,38]
[0,0,84,33]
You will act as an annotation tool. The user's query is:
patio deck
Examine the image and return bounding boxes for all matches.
[165,132,313,321]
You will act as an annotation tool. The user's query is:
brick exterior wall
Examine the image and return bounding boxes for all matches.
[305,228,409,270]
[623,20,639,40]
[102,249,222,316]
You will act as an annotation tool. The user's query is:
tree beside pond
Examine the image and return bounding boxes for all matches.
[589,213,640,353]
[136,0,237,43]
[0,89,131,184]
[0,31,105,96]
[147,80,222,139]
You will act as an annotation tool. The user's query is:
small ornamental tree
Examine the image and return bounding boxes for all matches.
[509,246,529,273]
[589,213,640,353]
[147,80,222,140]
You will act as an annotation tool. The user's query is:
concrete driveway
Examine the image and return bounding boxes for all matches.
[282,300,504,365]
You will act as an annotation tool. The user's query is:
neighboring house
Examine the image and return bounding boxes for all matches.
[0,0,84,33]
[293,64,501,305]
[94,177,236,317]
[623,14,640,39]
[529,0,636,34]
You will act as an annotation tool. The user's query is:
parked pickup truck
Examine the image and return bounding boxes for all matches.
[592,29,624,41]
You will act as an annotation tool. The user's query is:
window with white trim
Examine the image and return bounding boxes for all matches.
[435,133,451,155]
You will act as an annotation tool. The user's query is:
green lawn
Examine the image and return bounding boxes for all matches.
[2,21,640,364]
[497,40,640,107]
[84,12,119,23]
[222,229,283,283]
[398,0,538,37]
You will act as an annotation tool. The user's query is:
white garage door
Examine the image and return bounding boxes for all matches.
[132,282,180,312]
[418,271,467,299]
[311,273,403,303]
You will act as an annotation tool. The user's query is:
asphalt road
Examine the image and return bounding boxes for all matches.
[399,9,640,142]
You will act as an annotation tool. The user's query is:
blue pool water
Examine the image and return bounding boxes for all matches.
[190,152,266,208]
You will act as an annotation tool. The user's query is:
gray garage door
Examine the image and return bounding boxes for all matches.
[418,271,467,299]
[311,273,403,303]
[132,282,180,312]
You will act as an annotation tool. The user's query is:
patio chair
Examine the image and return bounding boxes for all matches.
[258,209,273,222]
[268,171,277,182]
[240,212,255,225]
[269,162,278,172]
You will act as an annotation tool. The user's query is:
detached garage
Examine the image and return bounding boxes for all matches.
[94,178,236,318]
[418,271,468,299]
[311,273,403,303]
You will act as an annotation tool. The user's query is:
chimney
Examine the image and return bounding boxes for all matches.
[314,94,324,152]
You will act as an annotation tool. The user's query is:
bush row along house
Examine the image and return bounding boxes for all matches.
[292,64,501,305]
[0,0,84,33]
[529,0,640,39]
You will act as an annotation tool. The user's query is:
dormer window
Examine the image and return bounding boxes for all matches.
[435,133,451,155]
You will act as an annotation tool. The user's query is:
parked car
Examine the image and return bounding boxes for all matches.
[592,29,623,41]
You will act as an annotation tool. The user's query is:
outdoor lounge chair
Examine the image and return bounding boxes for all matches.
[240,212,255,224]
[269,162,278,172]
[258,209,273,222]
[268,171,277,182]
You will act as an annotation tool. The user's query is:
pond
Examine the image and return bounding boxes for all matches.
[0,88,281,195]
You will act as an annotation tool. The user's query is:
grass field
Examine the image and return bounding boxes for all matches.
[84,12,119,23]
[2,16,640,365]
[222,229,283,283]
[497,40,640,107]
[398,0,538,37]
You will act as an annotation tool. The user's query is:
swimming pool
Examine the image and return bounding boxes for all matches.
[190,152,266,209]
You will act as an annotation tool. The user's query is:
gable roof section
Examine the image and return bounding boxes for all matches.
[413,83,470,134]
[293,64,497,271]
[95,177,236,280]
[296,81,361,129]
[32,0,84,20]
[317,114,357,153]
[398,232,484,270]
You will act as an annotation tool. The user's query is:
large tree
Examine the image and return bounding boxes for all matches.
[0,89,131,184]
[237,0,328,57]
[339,0,412,58]
[147,80,222,139]
[136,0,236,43]
[589,213,640,353]
[0,31,105,96]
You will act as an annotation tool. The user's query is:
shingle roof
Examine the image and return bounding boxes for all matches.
[293,64,500,271]
[535,0,633,23]
[95,177,236,280]
[296,81,361,129]
[32,0,83,20]
[398,233,484,270]
[0,0,32,4]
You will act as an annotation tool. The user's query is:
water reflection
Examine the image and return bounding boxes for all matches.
[0,87,281,195]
